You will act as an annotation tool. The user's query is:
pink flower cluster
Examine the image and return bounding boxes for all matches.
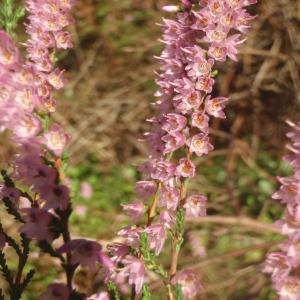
[0,1,109,298]
[0,0,74,242]
[264,121,300,299]
[107,0,257,297]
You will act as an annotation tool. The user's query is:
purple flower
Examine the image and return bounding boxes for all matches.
[135,181,157,199]
[162,132,186,154]
[184,194,207,217]
[43,123,70,157]
[21,208,55,242]
[159,209,176,229]
[162,113,187,133]
[119,256,145,294]
[80,181,93,199]
[263,252,292,283]
[277,277,300,300]
[87,292,110,300]
[205,96,228,118]
[57,239,103,270]
[107,243,130,262]
[176,158,196,178]
[39,184,70,211]
[122,201,145,220]
[189,133,214,156]
[38,283,69,300]
[0,31,20,68]
[118,227,142,248]
[150,160,176,181]
[159,185,180,211]
[171,270,201,300]
[191,112,209,132]
[144,224,166,255]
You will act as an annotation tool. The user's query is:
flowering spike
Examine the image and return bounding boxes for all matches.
[264,121,300,298]
[109,0,257,297]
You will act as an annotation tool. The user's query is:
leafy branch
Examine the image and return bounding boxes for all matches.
[0,0,25,35]
[140,233,168,279]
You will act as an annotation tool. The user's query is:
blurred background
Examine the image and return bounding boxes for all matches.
[1,0,300,299]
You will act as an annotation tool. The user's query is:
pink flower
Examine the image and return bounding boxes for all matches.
[119,256,145,294]
[205,25,228,43]
[80,181,93,199]
[150,160,176,181]
[162,132,186,154]
[54,31,73,49]
[207,1,225,17]
[13,113,41,139]
[191,112,209,132]
[171,270,201,300]
[87,292,110,300]
[277,277,300,300]
[195,76,215,93]
[162,113,187,133]
[118,227,142,248]
[263,252,292,282]
[43,123,70,156]
[184,194,207,217]
[135,181,157,199]
[39,184,70,211]
[182,0,192,10]
[176,158,196,178]
[47,68,65,90]
[122,201,145,220]
[189,133,214,156]
[57,239,103,270]
[144,224,166,255]
[23,163,56,189]
[107,243,130,262]
[38,283,69,300]
[205,96,228,118]
[21,208,54,242]
[162,5,180,13]
[186,57,214,79]
[74,204,87,217]
[159,185,180,211]
[159,210,176,229]
[272,176,300,204]
[0,31,19,68]
[208,44,227,61]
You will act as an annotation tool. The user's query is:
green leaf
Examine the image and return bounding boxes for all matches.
[140,233,168,278]
[107,281,121,300]
[142,285,151,300]
[173,284,184,300]
[0,0,25,36]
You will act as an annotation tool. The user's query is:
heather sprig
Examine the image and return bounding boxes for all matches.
[0,0,111,298]
[263,121,300,299]
[108,0,257,298]
[0,0,25,35]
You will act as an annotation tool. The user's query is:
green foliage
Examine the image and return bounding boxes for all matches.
[0,0,25,35]
[172,284,184,300]
[107,281,121,300]
[175,209,185,252]
[142,285,151,300]
[140,233,168,279]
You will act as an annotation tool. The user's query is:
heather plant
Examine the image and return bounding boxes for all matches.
[0,0,109,299]
[1,0,292,299]
[105,0,258,299]
[263,121,300,299]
